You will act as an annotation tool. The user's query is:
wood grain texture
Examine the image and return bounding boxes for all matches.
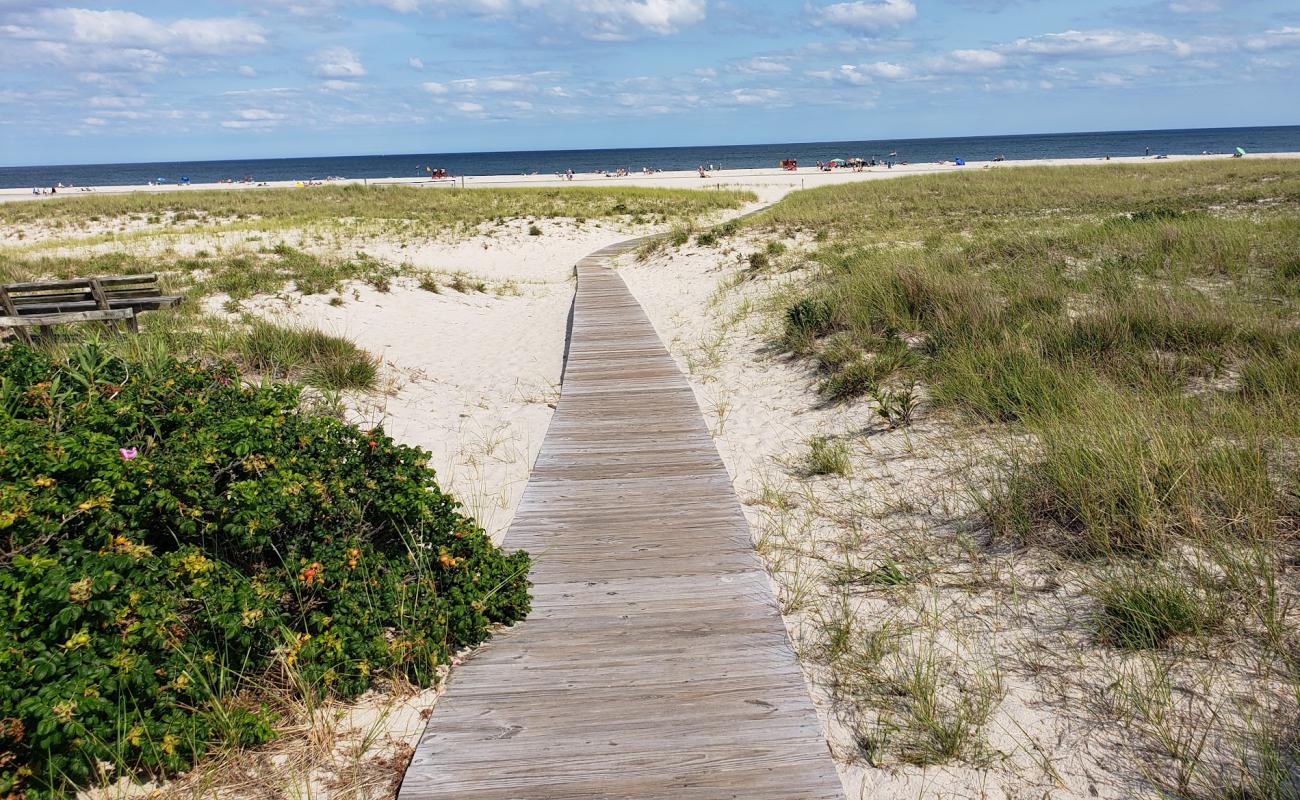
[398,237,842,800]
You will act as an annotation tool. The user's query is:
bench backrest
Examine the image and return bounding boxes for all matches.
[1,275,163,310]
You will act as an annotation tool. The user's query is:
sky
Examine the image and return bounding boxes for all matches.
[0,0,1297,166]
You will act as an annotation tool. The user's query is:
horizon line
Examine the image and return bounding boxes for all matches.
[3,122,1297,172]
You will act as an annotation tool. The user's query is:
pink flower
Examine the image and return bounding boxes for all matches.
[119,447,139,460]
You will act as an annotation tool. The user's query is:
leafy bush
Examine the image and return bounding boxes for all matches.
[0,344,530,798]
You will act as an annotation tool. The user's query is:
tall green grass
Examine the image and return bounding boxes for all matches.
[0,184,755,231]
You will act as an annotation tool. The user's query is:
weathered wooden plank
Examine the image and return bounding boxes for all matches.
[397,237,842,800]
[2,274,159,293]
[0,308,134,327]
[7,296,182,315]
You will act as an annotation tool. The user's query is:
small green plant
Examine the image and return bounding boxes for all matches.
[528,224,543,236]
[834,558,910,588]
[418,273,441,293]
[783,297,834,353]
[1091,567,1222,649]
[804,435,851,477]
[872,381,920,430]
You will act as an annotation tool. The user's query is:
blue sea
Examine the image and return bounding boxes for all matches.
[3,125,1298,190]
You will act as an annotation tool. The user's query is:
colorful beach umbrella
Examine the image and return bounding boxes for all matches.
[1236,147,1247,156]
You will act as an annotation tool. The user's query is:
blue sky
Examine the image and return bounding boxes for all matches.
[1,0,1297,166]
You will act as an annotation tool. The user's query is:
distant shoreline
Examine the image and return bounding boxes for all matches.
[3,151,1300,204]
[5,124,1300,191]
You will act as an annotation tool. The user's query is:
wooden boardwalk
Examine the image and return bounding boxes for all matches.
[398,238,842,800]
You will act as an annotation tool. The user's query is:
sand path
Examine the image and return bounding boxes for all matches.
[396,235,841,799]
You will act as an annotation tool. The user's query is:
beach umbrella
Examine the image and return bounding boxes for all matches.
[828,158,846,165]
[1236,147,1247,156]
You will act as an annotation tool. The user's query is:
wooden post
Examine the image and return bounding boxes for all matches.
[87,277,127,336]
[0,285,31,345]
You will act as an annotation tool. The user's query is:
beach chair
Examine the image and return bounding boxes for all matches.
[0,274,183,345]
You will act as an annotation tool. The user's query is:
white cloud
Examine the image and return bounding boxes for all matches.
[238,65,257,77]
[221,108,286,129]
[813,61,908,84]
[1,8,267,54]
[234,108,286,120]
[1244,27,1300,51]
[727,87,784,105]
[322,79,361,91]
[736,56,791,74]
[1008,30,1174,57]
[312,46,366,78]
[408,56,424,70]
[370,0,705,39]
[1168,0,1220,12]
[420,71,558,96]
[934,48,1005,70]
[1090,71,1135,87]
[454,101,484,113]
[813,0,917,33]
[602,0,706,34]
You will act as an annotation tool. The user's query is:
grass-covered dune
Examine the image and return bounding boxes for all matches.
[0,185,754,395]
[0,184,756,233]
[751,159,1300,794]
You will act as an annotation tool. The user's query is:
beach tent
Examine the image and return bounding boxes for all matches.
[954,158,966,166]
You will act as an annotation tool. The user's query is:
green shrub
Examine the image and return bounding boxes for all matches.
[236,320,379,391]
[783,298,835,352]
[1091,567,1221,649]
[804,435,851,477]
[0,344,530,798]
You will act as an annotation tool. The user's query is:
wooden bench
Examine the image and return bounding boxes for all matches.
[0,274,184,344]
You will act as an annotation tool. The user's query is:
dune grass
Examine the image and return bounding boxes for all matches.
[750,159,1300,789]
[0,183,755,233]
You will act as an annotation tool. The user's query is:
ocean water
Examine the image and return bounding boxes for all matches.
[3,125,1299,190]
